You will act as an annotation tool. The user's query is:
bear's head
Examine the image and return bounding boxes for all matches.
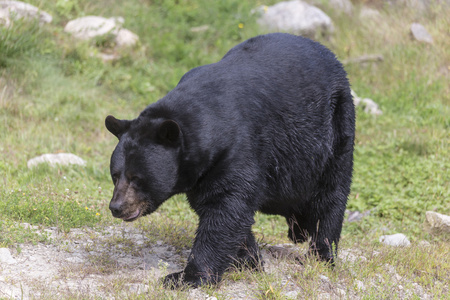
[105,115,182,222]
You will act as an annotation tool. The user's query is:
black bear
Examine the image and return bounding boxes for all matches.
[105,33,355,288]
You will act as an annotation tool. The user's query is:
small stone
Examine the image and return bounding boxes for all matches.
[256,0,334,38]
[0,248,17,264]
[318,293,331,300]
[425,211,450,234]
[379,233,411,247]
[319,275,329,281]
[0,0,52,25]
[64,16,122,40]
[115,28,139,48]
[285,291,299,299]
[346,210,371,222]
[418,240,431,247]
[340,249,367,263]
[27,153,86,168]
[410,23,433,44]
[336,288,346,297]
[355,280,365,290]
[351,90,382,115]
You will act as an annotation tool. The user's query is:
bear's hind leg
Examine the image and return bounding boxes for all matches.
[307,188,349,264]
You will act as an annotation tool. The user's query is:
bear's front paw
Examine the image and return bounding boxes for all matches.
[162,271,205,289]
[162,271,185,289]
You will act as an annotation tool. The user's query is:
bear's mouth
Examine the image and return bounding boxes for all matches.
[122,209,141,222]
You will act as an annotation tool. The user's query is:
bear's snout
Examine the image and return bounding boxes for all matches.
[109,200,123,217]
[109,181,142,221]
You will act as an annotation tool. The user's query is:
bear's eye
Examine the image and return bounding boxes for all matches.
[130,176,141,183]
[112,174,119,184]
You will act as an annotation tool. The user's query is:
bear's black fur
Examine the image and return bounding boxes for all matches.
[105,33,355,288]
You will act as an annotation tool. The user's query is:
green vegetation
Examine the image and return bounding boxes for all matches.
[0,0,448,298]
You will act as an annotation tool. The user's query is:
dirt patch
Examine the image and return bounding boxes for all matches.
[0,225,434,299]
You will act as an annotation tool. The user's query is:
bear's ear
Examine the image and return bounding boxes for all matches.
[157,120,180,145]
[105,115,131,139]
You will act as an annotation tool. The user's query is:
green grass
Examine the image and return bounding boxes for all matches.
[0,0,449,298]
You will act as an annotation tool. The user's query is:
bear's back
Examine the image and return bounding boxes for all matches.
[142,33,353,204]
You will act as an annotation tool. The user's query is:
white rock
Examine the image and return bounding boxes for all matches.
[0,8,10,26]
[336,288,346,297]
[319,275,329,281]
[115,28,139,48]
[351,89,382,115]
[0,0,52,25]
[285,291,299,299]
[355,279,365,290]
[425,211,450,234]
[318,293,331,300]
[340,249,367,263]
[27,153,86,168]
[379,233,411,247]
[64,16,123,40]
[411,23,433,44]
[257,0,333,37]
[0,248,17,264]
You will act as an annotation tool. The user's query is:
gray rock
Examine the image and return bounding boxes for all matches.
[346,210,371,222]
[0,0,52,26]
[27,153,86,168]
[340,249,368,263]
[379,233,411,247]
[410,23,433,44]
[115,28,139,48]
[425,211,450,234]
[418,240,431,247]
[0,248,17,264]
[257,0,334,37]
[64,16,123,40]
[64,15,139,50]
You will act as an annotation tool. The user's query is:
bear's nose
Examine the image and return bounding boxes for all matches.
[109,201,123,217]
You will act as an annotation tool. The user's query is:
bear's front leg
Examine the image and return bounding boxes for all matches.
[163,203,256,288]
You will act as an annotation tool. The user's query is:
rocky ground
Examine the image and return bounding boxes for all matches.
[0,223,438,300]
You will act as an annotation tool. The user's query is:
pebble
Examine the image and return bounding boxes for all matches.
[379,233,411,247]
[285,291,299,299]
[0,248,17,264]
[355,279,365,290]
[319,275,329,281]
